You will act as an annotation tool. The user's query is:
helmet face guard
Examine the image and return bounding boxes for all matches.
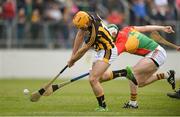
[107,24,118,36]
[73,11,90,29]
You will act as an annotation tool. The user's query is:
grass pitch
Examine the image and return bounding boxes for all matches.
[0,78,180,116]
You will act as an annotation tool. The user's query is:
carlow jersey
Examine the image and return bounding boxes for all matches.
[115,26,159,56]
[84,12,115,51]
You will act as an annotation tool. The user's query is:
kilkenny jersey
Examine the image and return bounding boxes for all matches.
[115,26,159,56]
[84,12,115,51]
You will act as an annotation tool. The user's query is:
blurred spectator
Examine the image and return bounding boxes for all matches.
[76,0,91,11]
[176,0,180,20]
[107,10,124,27]
[0,0,180,49]
[103,0,124,12]
[0,2,3,20]
[45,1,62,21]
[17,7,26,47]
[30,9,41,40]
[131,0,148,25]
[166,5,177,20]
[2,0,16,22]
[145,0,156,20]
[2,0,16,48]
[33,0,44,15]
[154,0,168,21]
[24,0,32,22]
[0,2,4,39]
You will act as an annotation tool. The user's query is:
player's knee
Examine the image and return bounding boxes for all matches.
[89,76,98,85]
[102,72,110,79]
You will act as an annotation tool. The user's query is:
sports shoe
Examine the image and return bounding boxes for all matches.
[167,70,176,90]
[167,89,180,99]
[123,101,138,109]
[95,106,108,112]
[126,66,138,85]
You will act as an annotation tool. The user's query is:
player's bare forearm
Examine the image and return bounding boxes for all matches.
[71,30,85,56]
[134,25,175,33]
[150,31,180,51]
[68,44,90,67]
[71,46,88,63]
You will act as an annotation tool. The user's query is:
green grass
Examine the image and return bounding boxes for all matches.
[0,78,180,116]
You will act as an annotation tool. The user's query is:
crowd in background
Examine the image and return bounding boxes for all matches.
[0,0,180,48]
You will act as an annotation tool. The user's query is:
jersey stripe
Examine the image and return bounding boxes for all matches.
[104,49,112,60]
[98,28,114,50]
[97,39,107,50]
[85,13,115,51]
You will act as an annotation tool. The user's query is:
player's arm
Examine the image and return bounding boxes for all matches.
[68,24,96,67]
[134,25,175,33]
[71,30,85,56]
[150,31,180,51]
[68,43,91,67]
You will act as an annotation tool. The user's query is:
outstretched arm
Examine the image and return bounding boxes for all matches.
[150,31,180,51]
[134,25,175,33]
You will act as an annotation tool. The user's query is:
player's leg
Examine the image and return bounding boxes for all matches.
[136,46,175,89]
[139,70,175,89]
[126,57,158,86]
[89,60,110,111]
[122,58,156,109]
[90,47,118,111]
[99,69,113,83]
[123,81,138,109]
[99,69,127,83]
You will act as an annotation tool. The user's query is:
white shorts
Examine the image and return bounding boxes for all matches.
[93,47,118,64]
[145,45,167,67]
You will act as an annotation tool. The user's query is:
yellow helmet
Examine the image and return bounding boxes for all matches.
[73,11,90,29]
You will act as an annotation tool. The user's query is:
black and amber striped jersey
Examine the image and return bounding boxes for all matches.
[84,12,115,51]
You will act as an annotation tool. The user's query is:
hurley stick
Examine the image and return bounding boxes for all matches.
[43,72,89,96]
[30,65,68,102]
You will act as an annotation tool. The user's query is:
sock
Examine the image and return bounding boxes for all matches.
[112,69,127,79]
[129,93,137,105]
[96,95,106,108]
[156,72,169,80]
[130,93,137,101]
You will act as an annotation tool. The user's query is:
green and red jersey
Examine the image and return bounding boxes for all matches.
[115,26,159,56]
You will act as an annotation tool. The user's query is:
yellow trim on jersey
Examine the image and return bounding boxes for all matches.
[98,42,104,49]
[103,58,109,63]
[102,50,111,63]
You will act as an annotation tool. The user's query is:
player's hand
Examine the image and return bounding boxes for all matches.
[163,26,175,33]
[67,59,75,68]
[176,46,180,51]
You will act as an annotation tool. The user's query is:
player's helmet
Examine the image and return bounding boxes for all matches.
[107,24,118,37]
[73,11,90,29]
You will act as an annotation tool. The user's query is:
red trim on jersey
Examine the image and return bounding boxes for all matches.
[134,48,151,56]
